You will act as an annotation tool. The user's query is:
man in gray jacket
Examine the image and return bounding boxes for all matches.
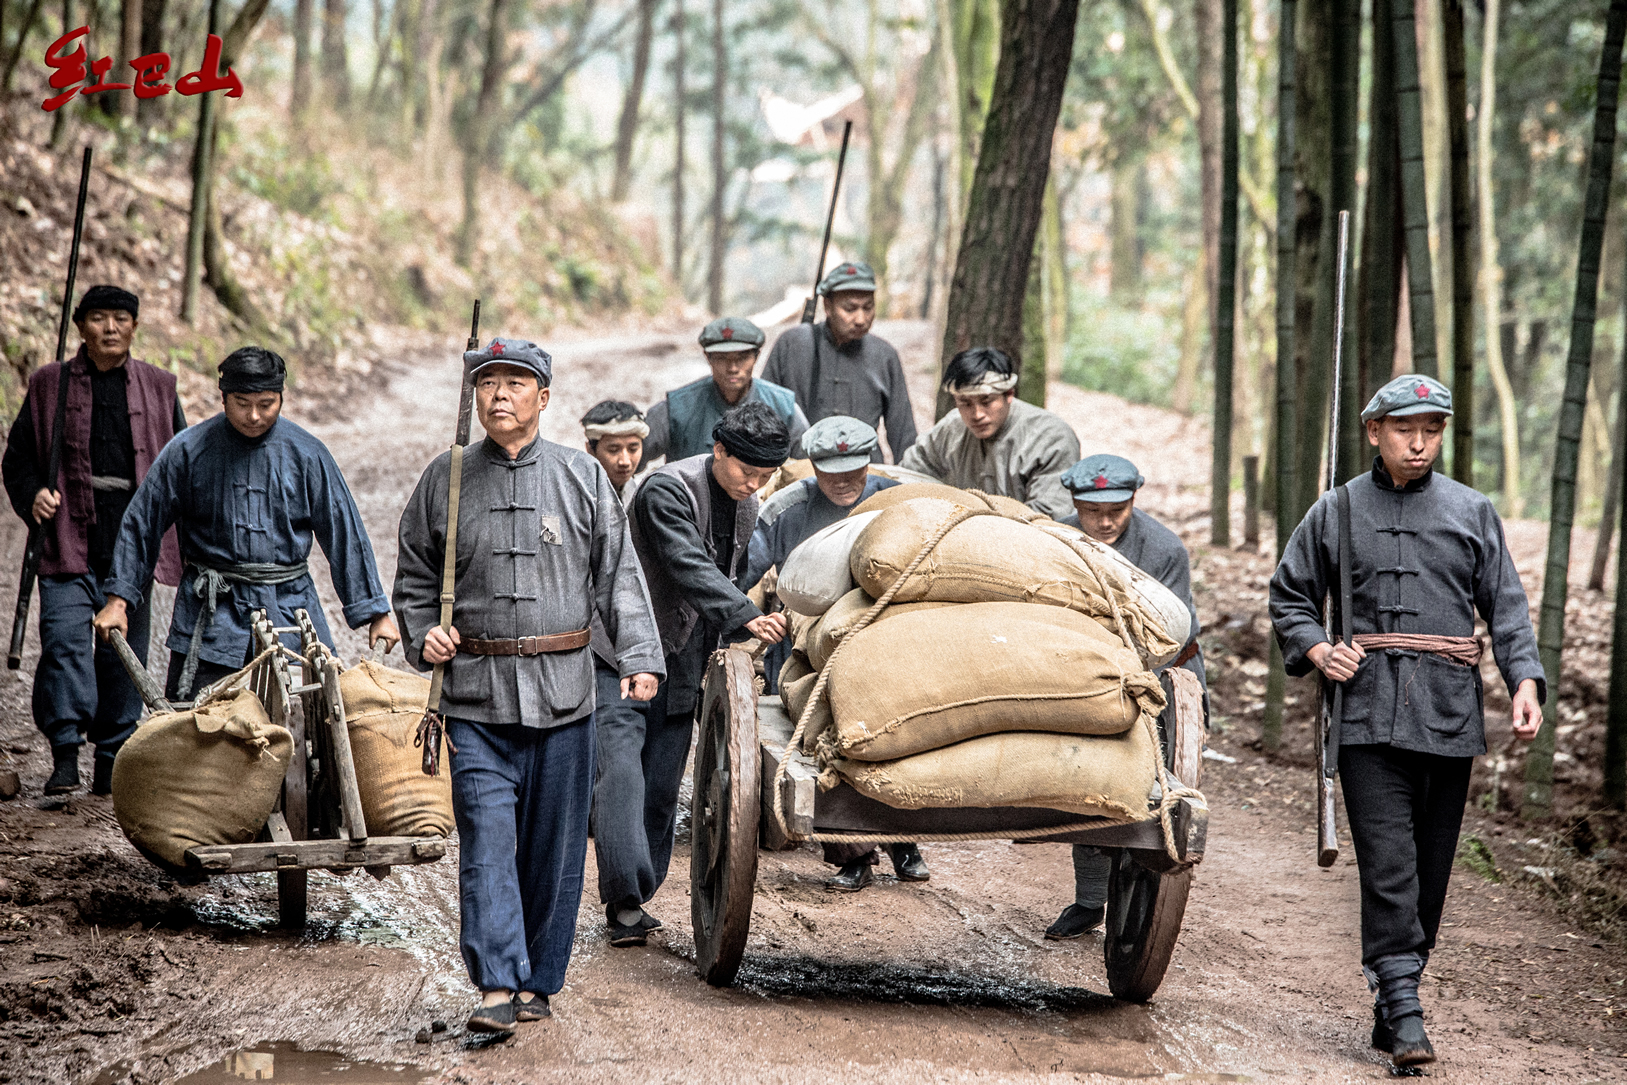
[1270,374,1543,1069]
[394,338,663,1035]
[594,400,790,948]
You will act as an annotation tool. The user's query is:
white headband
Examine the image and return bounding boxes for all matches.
[584,418,650,441]
[947,372,1019,397]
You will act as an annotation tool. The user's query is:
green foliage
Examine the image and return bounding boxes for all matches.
[230,137,342,222]
[1458,834,1503,883]
[1062,288,1181,407]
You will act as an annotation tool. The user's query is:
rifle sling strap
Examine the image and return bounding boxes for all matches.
[809,322,825,417]
[426,443,465,714]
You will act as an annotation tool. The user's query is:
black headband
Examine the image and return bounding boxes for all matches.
[712,419,790,469]
[218,347,287,394]
[73,285,139,322]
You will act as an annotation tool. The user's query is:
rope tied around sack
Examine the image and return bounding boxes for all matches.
[769,501,1206,866]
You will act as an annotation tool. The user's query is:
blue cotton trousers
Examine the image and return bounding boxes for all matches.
[33,573,150,763]
[447,715,595,995]
[589,659,693,913]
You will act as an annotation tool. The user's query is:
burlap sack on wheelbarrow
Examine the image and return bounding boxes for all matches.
[850,482,1038,522]
[827,722,1160,821]
[823,602,1165,762]
[776,650,833,755]
[339,660,454,838]
[111,686,293,869]
[850,498,1185,666]
[802,587,954,672]
[776,511,881,616]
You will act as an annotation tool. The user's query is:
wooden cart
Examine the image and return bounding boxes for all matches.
[113,609,446,927]
[689,647,1208,1002]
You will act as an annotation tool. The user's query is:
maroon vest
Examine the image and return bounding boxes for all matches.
[28,347,183,584]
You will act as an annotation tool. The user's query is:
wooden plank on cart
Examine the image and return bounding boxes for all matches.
[757,697,816,849]
[186,836,447,875]
[1168,668,1205,789]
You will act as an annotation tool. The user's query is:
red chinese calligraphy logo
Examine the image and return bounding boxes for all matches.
[42,27,243,112]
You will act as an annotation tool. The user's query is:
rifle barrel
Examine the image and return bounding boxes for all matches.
[454,299,481,447]
[802,121,853,324]
[9,146,94,670]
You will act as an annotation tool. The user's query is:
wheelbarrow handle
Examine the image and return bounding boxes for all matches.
[109,628,176,715]
[370,637,390,665]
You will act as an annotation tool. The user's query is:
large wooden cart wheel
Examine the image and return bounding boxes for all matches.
[1102,668,1203,1001]
[690,648,761,987]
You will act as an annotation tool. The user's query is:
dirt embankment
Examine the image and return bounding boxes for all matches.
[0,325,1623,1084]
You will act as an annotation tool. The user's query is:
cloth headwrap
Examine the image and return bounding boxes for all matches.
[218,347,287,394]
[73,285,139,322]
[946,371,1019,397]
[584,417,650,441]
[712,419,791,469]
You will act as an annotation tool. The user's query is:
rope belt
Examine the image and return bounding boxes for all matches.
[461,630,591,656]
[1352,633,1483,668]
[89,475,134,492]
[177,559,311,700]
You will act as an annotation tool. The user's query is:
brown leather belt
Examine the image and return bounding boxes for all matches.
[461,630,591,656]
[1171,639,1201,668]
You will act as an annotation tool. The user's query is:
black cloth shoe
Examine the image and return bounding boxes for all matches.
[1370,1002,1392,1052]
[513,993,551,1021]
[888,843,930,882]
[826,860,874,892]
[466,999,518,1034]
[91,757,115,796]
[638,910,663,932]
[606,904,648,947]
[44,747,79,795]
[1045,903,1106,940]
[1389,1013,1436,1067]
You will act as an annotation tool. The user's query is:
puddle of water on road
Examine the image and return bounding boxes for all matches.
[172,1044,426,1084]
[736,953,1118,1012]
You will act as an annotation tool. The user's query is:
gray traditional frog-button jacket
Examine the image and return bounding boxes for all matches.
[393,435,663,729]
[1269,460,1544,757]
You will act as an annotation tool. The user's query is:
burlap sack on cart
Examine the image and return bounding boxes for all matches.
[777,650,834,755]
[777,511,882,616]
[340,660,454,838]
[112,686,293,869]
[801,589,953,672]
[829,723,1160,820]
[851,498,1184,666]
[825,602,1164,761]
[851,483,1037,522]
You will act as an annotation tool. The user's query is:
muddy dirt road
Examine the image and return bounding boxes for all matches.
[1,324,1623,1084]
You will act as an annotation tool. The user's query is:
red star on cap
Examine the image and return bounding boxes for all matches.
[836,441,849,452]
[1094,473,1109,489]
[843,265,855,274]
[721,326,734,340]
[490,341,506,355]
[1415,383,1430,398]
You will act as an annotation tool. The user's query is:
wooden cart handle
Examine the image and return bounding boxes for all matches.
[110,628,175,714]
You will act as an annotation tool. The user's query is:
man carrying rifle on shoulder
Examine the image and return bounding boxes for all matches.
[1269,374,1543,1069]
[2,286,185,796]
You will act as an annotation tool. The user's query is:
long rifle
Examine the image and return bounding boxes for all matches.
[1317,209,1353,868]
[9,146,93,670]
[415,300,481,776]
[800,120,853,324]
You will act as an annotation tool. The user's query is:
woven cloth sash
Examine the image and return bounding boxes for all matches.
[175,558,311,699]
[1352,633,1483,668]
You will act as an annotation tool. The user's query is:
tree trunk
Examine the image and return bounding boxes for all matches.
[1525,0,1627,821]
[1042,172,1067,380]
[1108,156,1144,304]
[182,0,222,326]
[707,0,725,313]
[455,0,510,269]
[1393,0,1438,375]
[1607,336,1627,806]
[866,40,939,314]
[1293,2,1330,520]
[1590,293,1627,591]
[119,0,142,121]
[1211,0,1239,546]
[1356,0,1402,476]
[1174,248,1207,414]
[612,0,658,203]
[48,0,71,150]
[938,0,1080,394]
[1,0,45,96]
[136,0,165,126]
[1264,0,1298,753]
[1443,0,1474,484]
[292,0,314,119]
[1021,170,1063,406]
[950,0,1001,211]
[1197,0,1223,333]
[322,0,350,109]
[672,0,686,283]
[1330,0,1358,483]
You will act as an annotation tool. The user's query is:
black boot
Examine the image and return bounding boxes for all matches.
[92,753,117,796]
[1371,953,1436,1067]
[1045,903,1106,940]
[888,842,930,882]
[1369,1002,1392,1051]
[825,860,874,892]
[44,746,80,795]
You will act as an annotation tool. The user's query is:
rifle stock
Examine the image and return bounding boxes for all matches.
[802,121,853,325]
[9,146,94,670]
